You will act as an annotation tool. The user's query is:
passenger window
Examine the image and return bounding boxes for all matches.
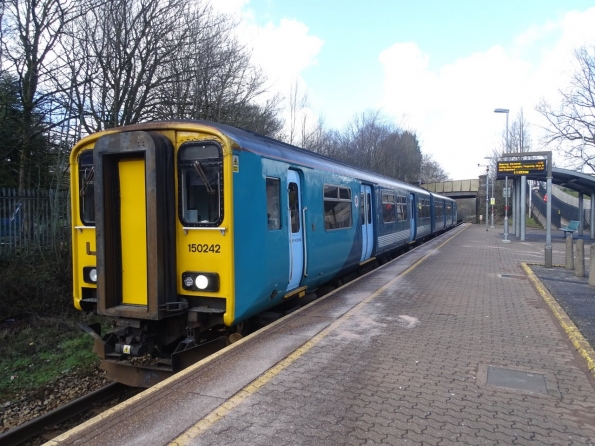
[78,150,95,225]
[179,143,223,225]
[360,192,365,224]
[366,193,371,224]
[382,193,395,223]
[397,196,408,222]
[266,178,281,230]
[324,184,352,230]
[288,182,300,233]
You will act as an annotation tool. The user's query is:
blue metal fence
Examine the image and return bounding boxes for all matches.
[0,188,70,257]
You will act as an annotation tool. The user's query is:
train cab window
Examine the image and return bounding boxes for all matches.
[396,196,407,222]
[78,150,95,225]
[382,193,395,223]
[266,178,281,230]
[324,185,352,230]
[178,142,223,226]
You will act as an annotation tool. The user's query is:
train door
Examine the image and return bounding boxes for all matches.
[360,184,373,262]
[287,170,304,290]
[409,193,416,241]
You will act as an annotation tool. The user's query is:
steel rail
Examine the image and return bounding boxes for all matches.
[0,382,127,446]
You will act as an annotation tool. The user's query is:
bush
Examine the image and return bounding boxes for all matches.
[0,243,73,319]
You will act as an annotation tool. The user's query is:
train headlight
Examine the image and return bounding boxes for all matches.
[195,275,209,290]
[83,266,98,284]
[182,272,219,292]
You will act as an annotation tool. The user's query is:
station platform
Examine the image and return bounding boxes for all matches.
[46,224,595,445]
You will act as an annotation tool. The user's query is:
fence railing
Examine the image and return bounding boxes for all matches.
[0,188,70,257]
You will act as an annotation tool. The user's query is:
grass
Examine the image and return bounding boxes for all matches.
[0,314,106,401]
[508,218,543,229]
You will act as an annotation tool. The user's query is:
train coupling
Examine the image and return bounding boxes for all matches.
[78,321,153,359]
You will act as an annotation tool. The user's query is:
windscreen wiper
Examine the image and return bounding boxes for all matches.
[80,167,94,197]
[193,160,215,194]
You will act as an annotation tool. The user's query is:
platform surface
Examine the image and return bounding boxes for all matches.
[47,224,595,445]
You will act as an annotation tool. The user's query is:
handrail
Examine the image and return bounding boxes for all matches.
[302,207,308,277]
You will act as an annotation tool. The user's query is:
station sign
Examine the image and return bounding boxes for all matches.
[496,159,546,178]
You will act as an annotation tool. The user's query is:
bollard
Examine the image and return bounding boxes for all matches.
[565,234,574,270]
[590,245,595,286]
[575,239,585,277]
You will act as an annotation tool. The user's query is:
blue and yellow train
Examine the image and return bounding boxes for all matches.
[71,120,457,386]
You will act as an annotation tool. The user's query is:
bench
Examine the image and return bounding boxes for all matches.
[561,220,580,236]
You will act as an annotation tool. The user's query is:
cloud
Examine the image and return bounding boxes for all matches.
[211,1,324,130]
[379,7,595,179]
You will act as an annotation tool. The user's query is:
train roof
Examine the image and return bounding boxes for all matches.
[76,119,454,202]
[192,120,449,199]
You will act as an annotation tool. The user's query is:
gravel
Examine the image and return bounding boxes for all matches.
[1,367,111,434]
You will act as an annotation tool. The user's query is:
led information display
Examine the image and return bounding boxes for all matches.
[497,160,546,178]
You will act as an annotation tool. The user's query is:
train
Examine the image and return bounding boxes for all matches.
[70,120,457,386]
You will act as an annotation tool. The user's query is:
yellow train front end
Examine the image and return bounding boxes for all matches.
[70,122,236,386]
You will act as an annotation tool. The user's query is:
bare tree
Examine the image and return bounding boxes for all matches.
[2,0,91,190]
[509,108,531,153]
[152,3,282,135]
[537,45,595,172]
[420,154,449,183]
[63,0,192,133]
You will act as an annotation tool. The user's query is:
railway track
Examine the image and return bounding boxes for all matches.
[0,382,129,446]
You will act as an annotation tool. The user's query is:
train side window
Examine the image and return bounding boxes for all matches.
[266,178,281,230]
[396,196,407,222]
[382,193,395,223]
[323,184,352,230]
[288,182,300,233]
[359,192,365,224]
[418,199,430,219]
[78,150,95,225]
[366,193,371,224]
[178,142,223,226]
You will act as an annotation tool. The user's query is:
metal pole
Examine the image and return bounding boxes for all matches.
[578,193,584,236]
[516,178,521,236]
[528,180,532,219]
[504,111,509,241]
[490,173,495,228]
[485,171,489,231]
[590,192,595,240]
[520,175,526,241]
[546,152,552,267]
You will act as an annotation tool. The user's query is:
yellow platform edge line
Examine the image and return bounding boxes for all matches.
[168,224,468,446]
[522,262,595,378]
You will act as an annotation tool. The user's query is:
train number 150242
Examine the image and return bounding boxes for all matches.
[188,244,221,253]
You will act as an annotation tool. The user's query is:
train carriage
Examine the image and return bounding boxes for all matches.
[70,120,457,385]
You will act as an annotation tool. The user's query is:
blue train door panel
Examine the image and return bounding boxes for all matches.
[360,184,373,262]
[287,170,304,290]
[409,193,416,241]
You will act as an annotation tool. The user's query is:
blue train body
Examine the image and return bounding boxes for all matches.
[220,123,457,323]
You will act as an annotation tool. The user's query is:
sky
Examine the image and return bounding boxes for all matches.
[213,0,595,180]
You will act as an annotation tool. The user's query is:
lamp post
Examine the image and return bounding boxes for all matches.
[494,108,510,243]
[483,157,496,228]
[485,166,490,231]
